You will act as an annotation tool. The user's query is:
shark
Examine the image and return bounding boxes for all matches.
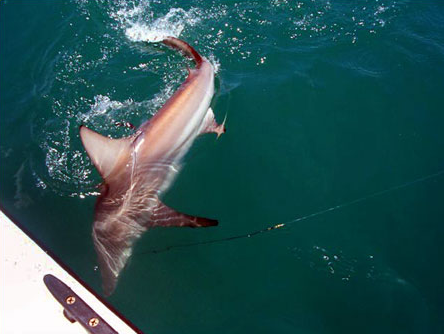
[79,37,225,296]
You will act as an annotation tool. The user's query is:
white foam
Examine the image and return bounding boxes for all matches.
[79,89,173,126]
[208,54,221,74]
[110,4,201,43]
[79,95,133,123]
[115,5,143,19]
[125,23,169,43]
[126,8,201,42]
[91,95,126,115]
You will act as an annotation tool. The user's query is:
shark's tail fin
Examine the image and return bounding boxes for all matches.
[162,36,204,67]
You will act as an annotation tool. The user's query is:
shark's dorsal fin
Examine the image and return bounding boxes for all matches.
[80,125,133,179]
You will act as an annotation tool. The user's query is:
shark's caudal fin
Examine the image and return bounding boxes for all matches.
[162,36,203,67]
[79,125,133,179]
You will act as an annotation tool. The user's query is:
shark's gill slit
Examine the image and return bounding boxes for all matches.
[138,168,444,255]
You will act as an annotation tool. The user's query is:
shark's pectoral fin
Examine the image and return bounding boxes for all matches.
[152,201,218,228]
[93,217,147,296]
[199,108,226,138]
[80,125,134,179]
[93,200,217,296]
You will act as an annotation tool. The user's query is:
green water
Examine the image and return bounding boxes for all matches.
[1,0,444,333]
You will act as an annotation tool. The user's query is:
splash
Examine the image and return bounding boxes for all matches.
[109,3,202,42]
[79,95,132,124]
[79,90,175,128]
[125,8,201,42]
[34,116,95,197]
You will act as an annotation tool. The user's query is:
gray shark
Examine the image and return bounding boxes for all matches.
[79,37,225,295]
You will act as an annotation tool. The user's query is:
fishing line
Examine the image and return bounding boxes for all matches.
[138,168,444,255]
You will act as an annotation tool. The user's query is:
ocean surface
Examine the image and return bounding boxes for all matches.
[1,0,444,333]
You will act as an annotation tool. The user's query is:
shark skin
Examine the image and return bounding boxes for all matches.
[79,37,225,296]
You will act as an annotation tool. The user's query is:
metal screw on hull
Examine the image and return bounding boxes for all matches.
[66,296,76,305]
[89,317,99,327]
